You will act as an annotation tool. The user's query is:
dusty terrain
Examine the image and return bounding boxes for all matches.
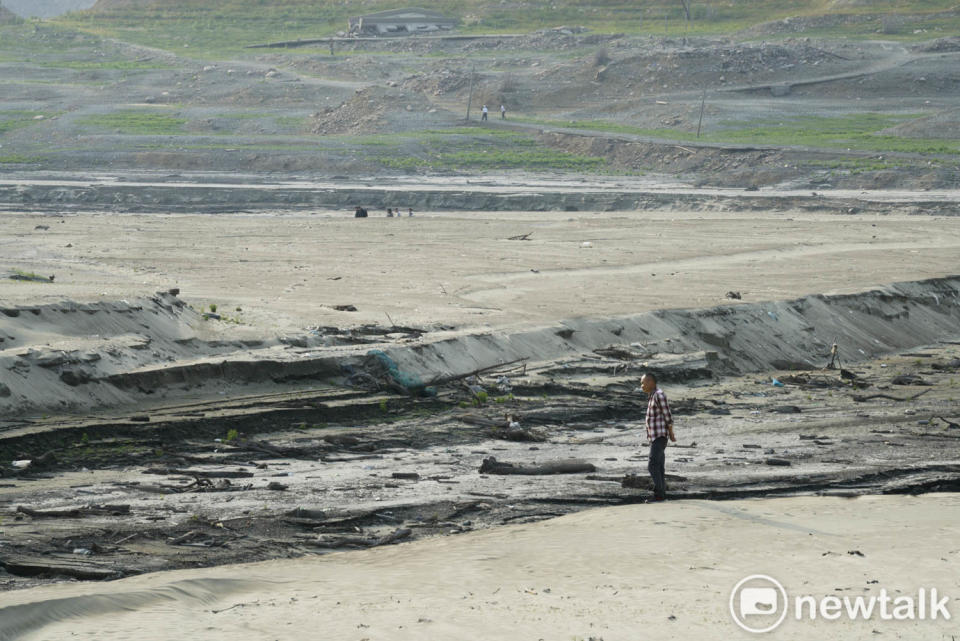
[1,10,960,640]
[1,207,959,601]
[3,494,959,641]
[5,207,960,332]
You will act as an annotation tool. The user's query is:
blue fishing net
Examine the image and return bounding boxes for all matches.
[366,349,436,396]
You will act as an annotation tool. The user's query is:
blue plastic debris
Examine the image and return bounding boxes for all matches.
[366,349,437,397]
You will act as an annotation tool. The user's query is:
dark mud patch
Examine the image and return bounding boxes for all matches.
[2,337,959,592]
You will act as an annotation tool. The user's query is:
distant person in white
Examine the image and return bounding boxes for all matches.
[481,105,488,121]
[500,104,506,119]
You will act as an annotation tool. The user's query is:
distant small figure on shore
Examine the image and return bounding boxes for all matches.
[354,206,368,218]
[500,104,506,119]
[386,208,394,217]
[481,104,488,121]
[407,207,414,217]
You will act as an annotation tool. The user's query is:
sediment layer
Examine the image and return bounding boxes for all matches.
[2,276,957,419]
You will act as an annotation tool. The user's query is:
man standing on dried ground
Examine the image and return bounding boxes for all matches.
[500,104,506,119]
[481,104,488,121]
[642,372,675,502]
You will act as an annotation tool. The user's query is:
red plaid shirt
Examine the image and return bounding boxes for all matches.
[645,387,673,441]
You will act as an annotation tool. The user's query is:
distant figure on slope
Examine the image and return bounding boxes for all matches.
[386,208,393,217]
[481,104,488,121]
[500,104,506,119]
[354,206,368,218]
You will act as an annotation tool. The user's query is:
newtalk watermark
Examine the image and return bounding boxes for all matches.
[730,574,952,634]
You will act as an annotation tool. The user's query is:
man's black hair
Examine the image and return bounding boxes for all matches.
[643,372,657,384]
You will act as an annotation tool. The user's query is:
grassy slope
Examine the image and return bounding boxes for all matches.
[52,0,960,58]
[517,114,960,156]
[3,1,958,171]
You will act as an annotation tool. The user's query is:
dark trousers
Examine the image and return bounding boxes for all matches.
[648,436,668,499]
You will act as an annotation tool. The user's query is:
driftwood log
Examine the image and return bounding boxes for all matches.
[478,456,596,475]
[0,555,119,580]
[308,527,412,549]
[143,467,255,478]
[16,504,130,518]
[851,389,931,403]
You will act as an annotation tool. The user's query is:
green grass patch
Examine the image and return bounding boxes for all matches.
[177,142,336,151]
[28,59,174,70]
[379,147,607,171]
[706,113,960,154]
[274,115,308,130]
[47,0,960,58]
[75,110,188,135]
[350,127,612,171]
[218,112,274,120]
[0,110,53,134]
[521,113,960,156]
[0,154,44,164]
[353,128,525,146]
[0,22,103,56]
[9,268,52,281]
[515,116,697,140]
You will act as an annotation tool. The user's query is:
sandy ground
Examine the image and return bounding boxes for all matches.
[2,493,958,640]
[3,15,960,640]
[5,207,960,333]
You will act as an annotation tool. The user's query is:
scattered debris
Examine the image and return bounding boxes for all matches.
[934,416,960,430]
[8,272,54,283]
[890,374,930,386]
[478,456,597,475]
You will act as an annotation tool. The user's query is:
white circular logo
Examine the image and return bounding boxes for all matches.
[729,574,788,633]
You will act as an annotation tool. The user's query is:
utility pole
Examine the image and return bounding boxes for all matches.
[697,90,706,138]
[465,63,475,120]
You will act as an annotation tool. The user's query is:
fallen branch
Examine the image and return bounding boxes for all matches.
[0,555,118,581]
[478,456,597,475]
[143,468,255,478]
[934,416,960,429]
[851,389,931,403]
[308,527,412,549]
[167,530,203,546]
[285,507,328,520]
[16,504,130,518]
[437,357,530,385]
[501,511,565,523]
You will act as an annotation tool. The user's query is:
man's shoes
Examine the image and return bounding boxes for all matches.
[643,495,666,503]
